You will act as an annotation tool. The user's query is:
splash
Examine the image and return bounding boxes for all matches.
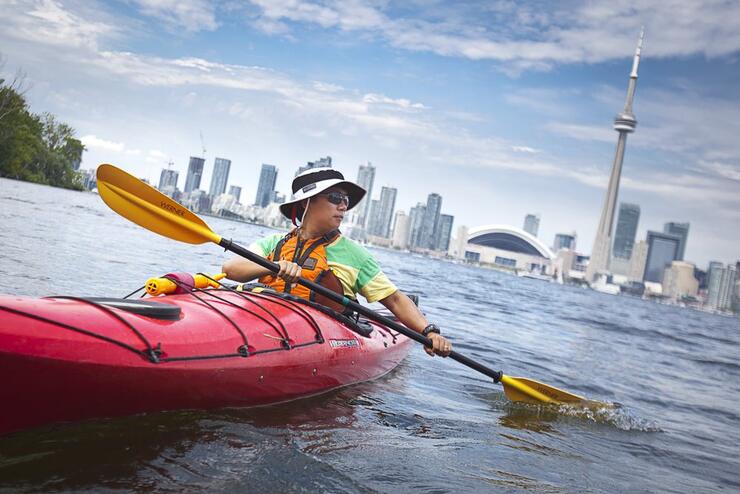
[501,401,661,432]
[553,402,662,432]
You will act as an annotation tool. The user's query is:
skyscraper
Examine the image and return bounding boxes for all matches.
[663,222,690,261]
[586,29,644,283]
[435,214,454,251]
[523,214,540,237]
[613,203,640,259]
[408,203,426,249]
[367,199,380,235]
[354,162,375,229]
[208,157,231,197]
[391,210,410,249]
[158,167,178,190]
[643,230,680,283]
[184,156,205,194]
[628,240,648,281]
[228,185,242,202]
[255,164,278,207]
[374,186,397,238]
[420,193,442,249]
[707,262,736,310]
[295,156,332,176]
[553,233,577,251]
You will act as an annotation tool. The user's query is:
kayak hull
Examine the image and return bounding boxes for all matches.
[0,291,412,435]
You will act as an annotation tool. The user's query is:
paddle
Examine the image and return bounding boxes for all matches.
[97,163,592,406]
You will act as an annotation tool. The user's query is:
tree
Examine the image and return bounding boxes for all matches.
[0,57,85,190]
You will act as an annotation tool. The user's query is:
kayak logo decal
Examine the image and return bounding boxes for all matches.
[329,339,359,349]
[161,201,185,217]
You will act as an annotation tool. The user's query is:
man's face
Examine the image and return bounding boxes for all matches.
[308,186,348,230]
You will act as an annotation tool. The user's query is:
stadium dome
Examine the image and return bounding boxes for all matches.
[467,225,554,259]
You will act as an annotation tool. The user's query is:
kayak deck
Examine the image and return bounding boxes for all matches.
[0,289,412,435]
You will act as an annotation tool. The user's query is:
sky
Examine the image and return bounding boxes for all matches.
[1,0,738,268]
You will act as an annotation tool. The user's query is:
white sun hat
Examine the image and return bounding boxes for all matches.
[279,167,366,222]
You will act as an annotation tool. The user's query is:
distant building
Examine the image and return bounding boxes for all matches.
[208,158,231,197]
[448,225,469,259]
[295,156,332,176]
[184,157,205,194]
[185,189,211,213]
[435,214,454,252]
[456,224,554,272]
[373,187,397,238]
[663,222,690,261]
[420,193,442,249]
[523,214,540,237]
[628,240,648,281]
[408,203,426,249]
[707,262,737,310]
[367,199,380,236]
[613,203,640,259]
[553,232,577,251]
[255,164,278,207]
[79,168,96,190]
[211,193,239,216]
[391,210,410,250]
[644,231,681,283]
[228,185,242,203]
[158,167,179,190]
[354,162,375,229]
[662,261,699,301]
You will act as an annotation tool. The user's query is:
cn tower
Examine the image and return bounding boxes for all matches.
[586,28,644,284]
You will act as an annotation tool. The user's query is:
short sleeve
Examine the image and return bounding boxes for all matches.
[248,233,283,257]
[356,256,397,303]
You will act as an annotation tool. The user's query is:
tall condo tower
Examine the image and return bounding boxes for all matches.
[255,164,278,207]
[209,157,231,197]
[586,29,644,283]
[184,157,205,194]
[355,162,376,229]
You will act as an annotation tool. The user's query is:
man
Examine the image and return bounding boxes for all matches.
[222,167,452,357]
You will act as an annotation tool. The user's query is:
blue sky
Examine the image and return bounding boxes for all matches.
[1,0,738,268]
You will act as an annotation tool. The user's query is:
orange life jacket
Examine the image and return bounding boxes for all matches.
[258,229,345,311]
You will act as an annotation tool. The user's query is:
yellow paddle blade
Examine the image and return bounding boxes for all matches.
[500,375,586,405]
[96,164,221,245]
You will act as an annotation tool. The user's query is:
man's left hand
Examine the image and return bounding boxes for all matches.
[425,333,452,357]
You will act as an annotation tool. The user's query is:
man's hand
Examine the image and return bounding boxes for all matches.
[276,260,302,285]
[425,332,452,357]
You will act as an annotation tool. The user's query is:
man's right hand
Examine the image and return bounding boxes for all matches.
[276,260,302,284]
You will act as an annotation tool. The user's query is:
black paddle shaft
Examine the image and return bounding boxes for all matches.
[220,238,504,383]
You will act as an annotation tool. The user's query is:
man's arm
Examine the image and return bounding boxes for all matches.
[222,257,272,282]
[379,290,452,357]
[222,257,302,283]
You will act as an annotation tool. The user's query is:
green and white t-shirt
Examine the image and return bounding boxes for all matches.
[249,233,397,303]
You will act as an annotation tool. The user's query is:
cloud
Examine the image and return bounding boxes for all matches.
[247,0,740,72]
[544,122,615,143]
[80,134,125,152]
[512,145,540,154]
[129,0,218,33]
[698,160,740,181]
[2,0,119,50]
[362,93,427,109]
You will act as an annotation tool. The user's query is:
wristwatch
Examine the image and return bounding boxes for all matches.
[422,323,441,337]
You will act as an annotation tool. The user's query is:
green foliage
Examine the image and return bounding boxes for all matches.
[0,80,85,190]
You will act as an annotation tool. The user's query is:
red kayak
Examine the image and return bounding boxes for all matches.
[0,287,412,436]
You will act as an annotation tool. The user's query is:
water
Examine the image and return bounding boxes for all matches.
[1,178,738,493]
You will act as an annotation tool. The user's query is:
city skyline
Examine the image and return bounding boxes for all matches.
[1,1,738,267]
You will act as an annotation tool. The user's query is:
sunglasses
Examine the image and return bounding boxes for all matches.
[319,192,350,206]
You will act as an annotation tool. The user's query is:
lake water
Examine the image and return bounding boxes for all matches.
[1,178,738,493]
